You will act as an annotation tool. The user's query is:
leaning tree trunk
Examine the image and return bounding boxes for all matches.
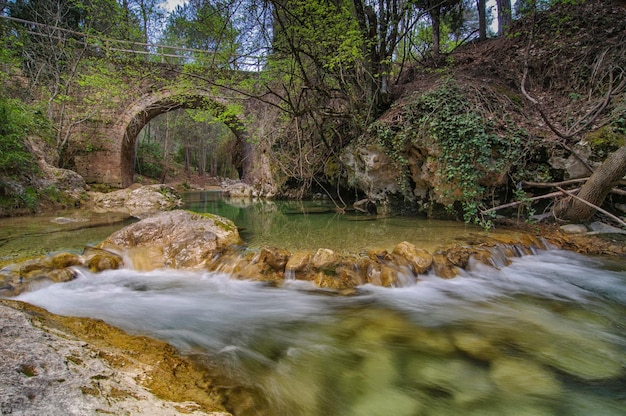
[554,145,626,222]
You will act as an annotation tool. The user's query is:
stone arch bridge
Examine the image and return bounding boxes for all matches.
[67,62,259,188]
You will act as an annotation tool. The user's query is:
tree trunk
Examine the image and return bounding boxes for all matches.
[554,145,626,222]
[496,0,512,36]
[431,7,441,56]
[477,0,487,41]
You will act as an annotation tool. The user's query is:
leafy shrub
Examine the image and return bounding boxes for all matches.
[371,79,525,225]
[0,98,44,175]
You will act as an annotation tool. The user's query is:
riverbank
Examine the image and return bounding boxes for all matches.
[0,299,233,416]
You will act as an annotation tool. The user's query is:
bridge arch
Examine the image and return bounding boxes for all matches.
[115,90,248,187]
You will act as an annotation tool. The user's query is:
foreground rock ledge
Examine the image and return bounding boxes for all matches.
[0,299,232,416]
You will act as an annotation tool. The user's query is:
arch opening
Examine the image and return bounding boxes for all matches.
[119,93,247,187]
[134,109,239,185]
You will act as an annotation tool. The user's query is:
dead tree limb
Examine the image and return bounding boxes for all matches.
[554,145,626,222]
[481,188,580,215]
[557,187,626,229]
[522,178,588,188]
[523,178,626,188]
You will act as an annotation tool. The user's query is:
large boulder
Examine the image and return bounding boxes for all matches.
[100,210,241,270]
[88,184,183,218]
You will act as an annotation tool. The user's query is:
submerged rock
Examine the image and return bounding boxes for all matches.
[490,357,562,397]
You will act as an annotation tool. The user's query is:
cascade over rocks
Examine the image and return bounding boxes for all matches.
[0,248,124,296]
[2,211,625,296]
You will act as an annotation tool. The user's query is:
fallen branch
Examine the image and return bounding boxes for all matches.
[522,178,588,188]
[523,179,626,195]
[481,188,580,215]
[557,187,626,228]
[611,188,626,197]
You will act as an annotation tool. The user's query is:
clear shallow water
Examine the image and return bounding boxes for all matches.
[16,250,626,416]
[0,211,136,262]
[1,192,479,262]
[183,191,482,253]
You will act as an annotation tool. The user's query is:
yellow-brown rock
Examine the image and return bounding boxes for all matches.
[432,253,458,278]
[100,210,241,270]
[259,246,290,271]
[47,252,82,269]
[392,241,433,274]
[284,251,312,280]
[85,252,124,272]
[380,266,398,287]
[311,248,338,270]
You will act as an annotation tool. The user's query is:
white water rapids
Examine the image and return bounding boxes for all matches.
[15,249,626,416]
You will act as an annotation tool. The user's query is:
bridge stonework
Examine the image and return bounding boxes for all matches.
[66,63,257,188]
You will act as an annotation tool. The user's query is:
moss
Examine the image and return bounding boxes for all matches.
[586,127,626,159]
[195,211,236,232]
[18,363,37,377]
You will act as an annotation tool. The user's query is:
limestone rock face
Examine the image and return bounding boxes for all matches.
[340,144,401,201]
[221,178,277,198]
[0,301,232,416]
[88,184,183,218]
[100,210,241,270]
[548,142,594,179]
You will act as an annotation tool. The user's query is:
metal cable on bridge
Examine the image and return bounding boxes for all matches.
[0,14,265,70]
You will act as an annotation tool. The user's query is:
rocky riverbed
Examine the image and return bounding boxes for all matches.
[1,209,624,415]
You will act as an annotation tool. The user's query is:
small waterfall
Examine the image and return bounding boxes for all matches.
[13,250,626,416]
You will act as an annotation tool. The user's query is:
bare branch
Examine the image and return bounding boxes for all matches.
[557,187,626,228]
[481,188,580,215]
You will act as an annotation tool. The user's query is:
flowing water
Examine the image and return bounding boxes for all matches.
[15,250,626,416]
[2,191,626,415]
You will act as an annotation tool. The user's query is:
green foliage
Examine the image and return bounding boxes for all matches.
[586,125,626,160]
[21,187,38,210]
[512,185,536,223]
[0,98,50,175]
[135,141,164,180]
[371,79,525,225]
[161,1,238,66]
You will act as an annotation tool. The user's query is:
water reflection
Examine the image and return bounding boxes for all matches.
[16,250,626,416]
[183,191,481,253]
[0,211,136,262]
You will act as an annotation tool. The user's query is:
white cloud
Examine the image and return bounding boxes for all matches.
[162,0,186,12]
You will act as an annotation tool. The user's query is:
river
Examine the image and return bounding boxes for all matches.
[15,251,626,416]
[3,192,626,415]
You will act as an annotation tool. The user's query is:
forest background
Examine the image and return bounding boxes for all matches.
[0,0,625,227]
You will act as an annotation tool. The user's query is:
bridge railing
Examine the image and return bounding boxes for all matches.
[0,15,267,71]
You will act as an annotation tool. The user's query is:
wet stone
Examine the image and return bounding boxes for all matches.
[490,357,562,397]
[311,248,338,270]
[392,241,433,274]
[259,247,290,271]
